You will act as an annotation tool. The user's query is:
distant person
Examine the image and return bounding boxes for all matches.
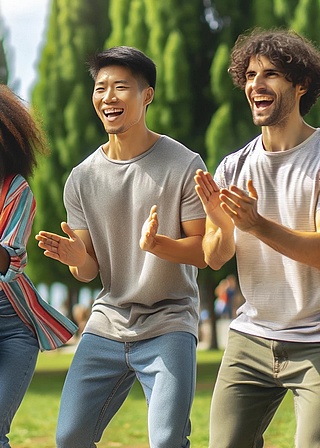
[224,274,237,318]
[195,28,320,447]
[213,278,229,317]
[36,46,207,447]
[0,85,77,448]
[72,303,91,337]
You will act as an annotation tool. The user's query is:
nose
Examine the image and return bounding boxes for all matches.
[102,89,117,103]
[251,73,265,91]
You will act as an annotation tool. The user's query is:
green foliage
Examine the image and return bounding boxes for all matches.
[273,0,300,22]
[252,0,285,27]
[159,31,192,141]
[0,15,11,86]
[164,31,190,103]
[125,0,148,49]
[106,0,131,47]
[289,0,320,127]
[0,36,8,84]
[28,0,110,290]
[210,43,233,104]
[205,103,233,173]
[291,0,319,32]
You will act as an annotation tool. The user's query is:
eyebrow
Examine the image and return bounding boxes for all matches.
[245,67,281,75]
[115,79,130,85]
[95,78,130,86]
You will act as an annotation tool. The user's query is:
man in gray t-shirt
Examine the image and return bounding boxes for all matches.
[36,46,206,448]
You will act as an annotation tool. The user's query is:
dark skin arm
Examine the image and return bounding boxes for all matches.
[0,246,10,274]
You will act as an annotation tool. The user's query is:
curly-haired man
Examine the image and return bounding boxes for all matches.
[195,28,320,447]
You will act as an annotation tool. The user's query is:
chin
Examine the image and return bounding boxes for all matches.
[105,127,121,134]
[253,119,264,126]
[252,114,270,127]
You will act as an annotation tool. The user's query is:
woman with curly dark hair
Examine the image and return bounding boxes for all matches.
[0,85,77,448]
[195,28,320,447]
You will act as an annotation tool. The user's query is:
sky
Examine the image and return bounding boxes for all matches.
[0,0,50,102]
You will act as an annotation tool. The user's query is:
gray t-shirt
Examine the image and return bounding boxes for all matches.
[64,135,206,341]
[214,129,320,342]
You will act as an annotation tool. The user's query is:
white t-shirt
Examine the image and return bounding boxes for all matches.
[214,129,320,342]
[64,135,206,341]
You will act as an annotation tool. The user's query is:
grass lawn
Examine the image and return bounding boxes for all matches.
[9,348,295,448]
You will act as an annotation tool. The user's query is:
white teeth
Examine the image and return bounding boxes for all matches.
[104,108,122,114]
[253,97,272,101]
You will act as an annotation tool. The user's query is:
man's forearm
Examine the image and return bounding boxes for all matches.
[249,215,320,270]
[147,234,207,268]
[202,228,235,270]
[69,254,99,282]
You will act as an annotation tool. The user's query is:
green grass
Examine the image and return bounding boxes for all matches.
[9,349,295,448]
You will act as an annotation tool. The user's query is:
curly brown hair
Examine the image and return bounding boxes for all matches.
[0,85,49,181]
[228,28,320,116]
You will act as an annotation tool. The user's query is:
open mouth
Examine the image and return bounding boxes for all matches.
[253,97,273,108]
[103,108,124,118]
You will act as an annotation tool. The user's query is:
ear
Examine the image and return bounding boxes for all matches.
[298,85,308,95]
[144,87,154,106]
[298,78,310,96]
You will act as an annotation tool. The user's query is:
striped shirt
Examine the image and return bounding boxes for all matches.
[0,175,77,351]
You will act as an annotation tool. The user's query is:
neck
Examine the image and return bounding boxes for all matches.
[103,128,160,160]
[261,117,316,152]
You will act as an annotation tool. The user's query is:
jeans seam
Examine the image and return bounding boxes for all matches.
[92,371,133,445]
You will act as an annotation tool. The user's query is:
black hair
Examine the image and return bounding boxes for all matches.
[89,46,156,91]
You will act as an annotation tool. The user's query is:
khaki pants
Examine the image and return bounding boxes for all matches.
[209,329,320,448]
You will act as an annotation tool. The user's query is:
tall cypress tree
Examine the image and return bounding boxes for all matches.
[28,0,110,292]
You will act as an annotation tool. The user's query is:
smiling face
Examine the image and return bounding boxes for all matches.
[245,55,303,128]
[92,65,154,135]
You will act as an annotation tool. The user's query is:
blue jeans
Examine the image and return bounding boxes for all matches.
[56,331,197,448]
[0,291,39,448]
